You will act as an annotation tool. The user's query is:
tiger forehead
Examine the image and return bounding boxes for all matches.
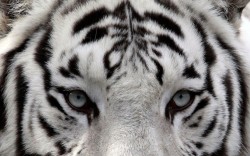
[54,0,204,86]
[70,0,185,40]
[50,0,207,89]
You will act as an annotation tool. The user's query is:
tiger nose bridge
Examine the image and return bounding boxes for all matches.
[103,91,164,155]
[103,113,164,156]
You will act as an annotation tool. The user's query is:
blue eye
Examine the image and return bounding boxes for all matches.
[62,89,100,123]
[166,90,196,118]
[68,90,87,108]
[64,90,92,113]
[173,90,191,107]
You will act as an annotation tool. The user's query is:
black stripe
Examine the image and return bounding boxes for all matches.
[192,18,216,66]
[0,88,6,131]
[59,67,74,78]
[192,98,209,117]
[210,146,227,156]
[216,72,233,156]
[47,95,68,116]
[111,24,128,37]
[0,38,30,131]
[59,55,82,78]
[35,28,52,91]
[192,151,198,156]
[192,18,207,42]
[127,2,135,40]
[145,12,184,38]
[45,152,53,156]
[191,151,197,156]
[104,40,126,78]
[55,141,67,155]
[104,51,121,79]
[184,98,209,122]
[82,27,108,44]
[183,64,200,78]
[189,123,199,128]
[137,26,151,37]
[202,116,217,137]
[223,74,233,102]
[73,7,110,34]
[136,53,149,71]
[128,2,143,22]
[216,36,248,153]
[206,71,216,97]
[151,58,164,85]
[68,55,81,77]
[152,48,162,57]
[113,2,127,20]
[154,0,183,15]
[38,113,58,137]
[16,65,29,156]
[153,35,184,56]
[204,42,216,66]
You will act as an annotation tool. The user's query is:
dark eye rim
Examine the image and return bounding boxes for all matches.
[166,90,196,118]
[53,86,100,124]
[62,89,94,114]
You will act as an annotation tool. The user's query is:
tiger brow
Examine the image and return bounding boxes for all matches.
[73,7,110,34]
[144,12,184,38]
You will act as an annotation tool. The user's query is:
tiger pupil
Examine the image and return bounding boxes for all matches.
[77,95,81,100]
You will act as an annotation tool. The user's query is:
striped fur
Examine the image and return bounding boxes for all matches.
[0,0,250,155]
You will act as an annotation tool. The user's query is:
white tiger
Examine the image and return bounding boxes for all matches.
[0,0,250,155]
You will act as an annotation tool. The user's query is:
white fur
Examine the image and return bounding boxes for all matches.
[0,0,250,155]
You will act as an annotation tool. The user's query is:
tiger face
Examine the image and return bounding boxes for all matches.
[0,0,249,155]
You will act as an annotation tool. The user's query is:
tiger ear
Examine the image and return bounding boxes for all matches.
[211,0,250,27]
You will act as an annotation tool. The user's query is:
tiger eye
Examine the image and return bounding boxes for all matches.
[166,90,196,119]
[68,90,87,108]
